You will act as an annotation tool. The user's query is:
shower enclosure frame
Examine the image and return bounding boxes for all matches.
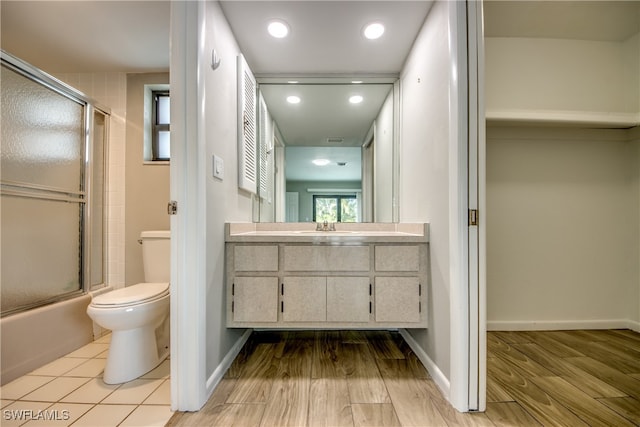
[0,50,110,317]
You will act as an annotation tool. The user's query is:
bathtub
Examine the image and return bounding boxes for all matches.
[1,294,94,385]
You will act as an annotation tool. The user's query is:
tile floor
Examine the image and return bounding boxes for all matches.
[0,334,173,427]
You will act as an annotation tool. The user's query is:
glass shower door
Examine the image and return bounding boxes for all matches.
[1,63,86,316]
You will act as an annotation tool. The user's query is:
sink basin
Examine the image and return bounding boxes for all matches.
[294,230,357,235]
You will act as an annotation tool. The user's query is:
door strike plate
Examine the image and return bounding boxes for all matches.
[168,201,178,215]
[469,209,478,226]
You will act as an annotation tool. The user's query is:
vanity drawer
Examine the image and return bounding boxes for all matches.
[283,245,369,271]
[375,245,420,272]
[234,245,279,271]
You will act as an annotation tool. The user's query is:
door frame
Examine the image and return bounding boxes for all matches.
[465,0,486,412]
[449,0,486,412]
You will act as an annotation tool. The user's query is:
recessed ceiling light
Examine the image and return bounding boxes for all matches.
[349,95,363,104]
[351,80,363,84]
[268,20,289,38]
[312,159,331,166]
[287,80,299,84]
[287,95,301,104]
[363,22,385,40]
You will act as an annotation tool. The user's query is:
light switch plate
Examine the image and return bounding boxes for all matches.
[213,155,224,180]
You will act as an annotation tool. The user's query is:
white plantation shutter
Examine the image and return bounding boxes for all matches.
[237,54,257,194]
[258,96,270,199]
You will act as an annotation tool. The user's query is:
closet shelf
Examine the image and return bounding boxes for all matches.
[486,109,640,128]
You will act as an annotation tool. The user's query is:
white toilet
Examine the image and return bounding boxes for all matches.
[87,230,170,384]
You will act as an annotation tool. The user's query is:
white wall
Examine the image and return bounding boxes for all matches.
[200,0,254,382]
[374,89,394,222]
[399,0,453,387]
[486,126,640,330]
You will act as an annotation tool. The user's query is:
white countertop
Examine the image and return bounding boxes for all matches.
[225,222,429,243]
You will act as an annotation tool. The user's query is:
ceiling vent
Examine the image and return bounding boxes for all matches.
[327,137,344,144]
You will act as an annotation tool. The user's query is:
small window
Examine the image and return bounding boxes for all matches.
[152,90,170,161]
[313,195,357,223]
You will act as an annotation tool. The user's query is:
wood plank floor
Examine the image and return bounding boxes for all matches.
[167,329,640,426]
[486,329,640,427]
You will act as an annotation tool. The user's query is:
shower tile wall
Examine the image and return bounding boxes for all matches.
[55,72,127,288]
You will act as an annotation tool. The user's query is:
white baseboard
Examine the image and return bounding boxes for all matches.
[205,329,252,396]
[487,319,640,332]
[399,329,450,400]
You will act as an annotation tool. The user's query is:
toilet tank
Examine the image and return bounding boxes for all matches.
[140,230,170,283]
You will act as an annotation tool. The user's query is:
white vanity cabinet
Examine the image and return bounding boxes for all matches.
[225,222,429,329]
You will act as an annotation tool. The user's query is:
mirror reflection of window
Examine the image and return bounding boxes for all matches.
[313,195,357,223]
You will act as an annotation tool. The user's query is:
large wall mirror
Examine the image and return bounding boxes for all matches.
[254,78,399,223]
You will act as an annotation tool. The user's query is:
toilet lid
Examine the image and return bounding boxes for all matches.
[91,283,169,307]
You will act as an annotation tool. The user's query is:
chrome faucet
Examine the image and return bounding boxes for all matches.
[315,220,336,231]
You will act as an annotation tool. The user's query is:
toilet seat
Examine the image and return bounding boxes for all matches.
[91,283,169,308]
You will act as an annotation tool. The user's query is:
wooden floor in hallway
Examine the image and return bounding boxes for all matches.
[486,329,640,427]
[167,329,640,426]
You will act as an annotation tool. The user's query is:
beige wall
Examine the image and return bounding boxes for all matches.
[486,36,640,117]
[125,73,170,285]
[485,26,640,331]
[486,126,640,329]
[633,127,640,324]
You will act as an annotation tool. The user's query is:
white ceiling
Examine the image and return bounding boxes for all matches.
[218,1,433,75]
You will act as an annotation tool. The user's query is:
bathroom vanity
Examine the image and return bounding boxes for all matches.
[225,223,429,329]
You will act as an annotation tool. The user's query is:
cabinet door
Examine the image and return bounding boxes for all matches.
[327,276,370,322]
[233,277,279,322]
[282,276,326,322]
[375,277,421,323]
